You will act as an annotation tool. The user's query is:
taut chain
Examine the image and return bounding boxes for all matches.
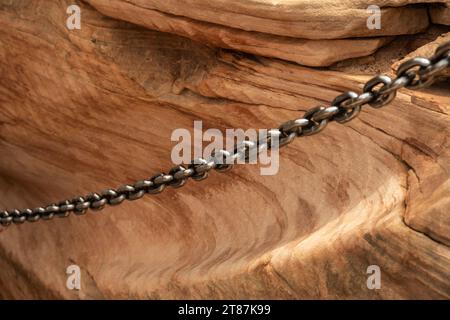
[1,41,449,227]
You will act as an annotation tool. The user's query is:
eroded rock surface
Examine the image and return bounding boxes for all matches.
[0,0,449,299]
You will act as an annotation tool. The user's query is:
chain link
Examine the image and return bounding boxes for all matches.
[1,41,449,227]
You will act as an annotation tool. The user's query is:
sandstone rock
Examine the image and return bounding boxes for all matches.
[0,0,449,299]
[430,4,450,26]
[84,0,432,66]
[87,0,437,39]
[392,32,450,78]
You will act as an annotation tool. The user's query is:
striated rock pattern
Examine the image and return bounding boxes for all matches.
[0,0,449,299]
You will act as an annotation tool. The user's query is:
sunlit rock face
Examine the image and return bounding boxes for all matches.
[0,0,449,299]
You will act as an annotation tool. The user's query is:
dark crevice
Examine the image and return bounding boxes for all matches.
[346,122,448,249]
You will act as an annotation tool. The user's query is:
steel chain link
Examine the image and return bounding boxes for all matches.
[1,41,449,227]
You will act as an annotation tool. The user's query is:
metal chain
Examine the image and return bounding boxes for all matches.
[1,41,449,227]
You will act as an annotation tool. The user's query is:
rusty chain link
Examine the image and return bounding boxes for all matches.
[1,41,449,227]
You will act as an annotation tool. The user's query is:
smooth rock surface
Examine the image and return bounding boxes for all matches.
[87,0,438,39]
[431,4,450,26]
[84,0,433,66]
[0,0,449,299]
